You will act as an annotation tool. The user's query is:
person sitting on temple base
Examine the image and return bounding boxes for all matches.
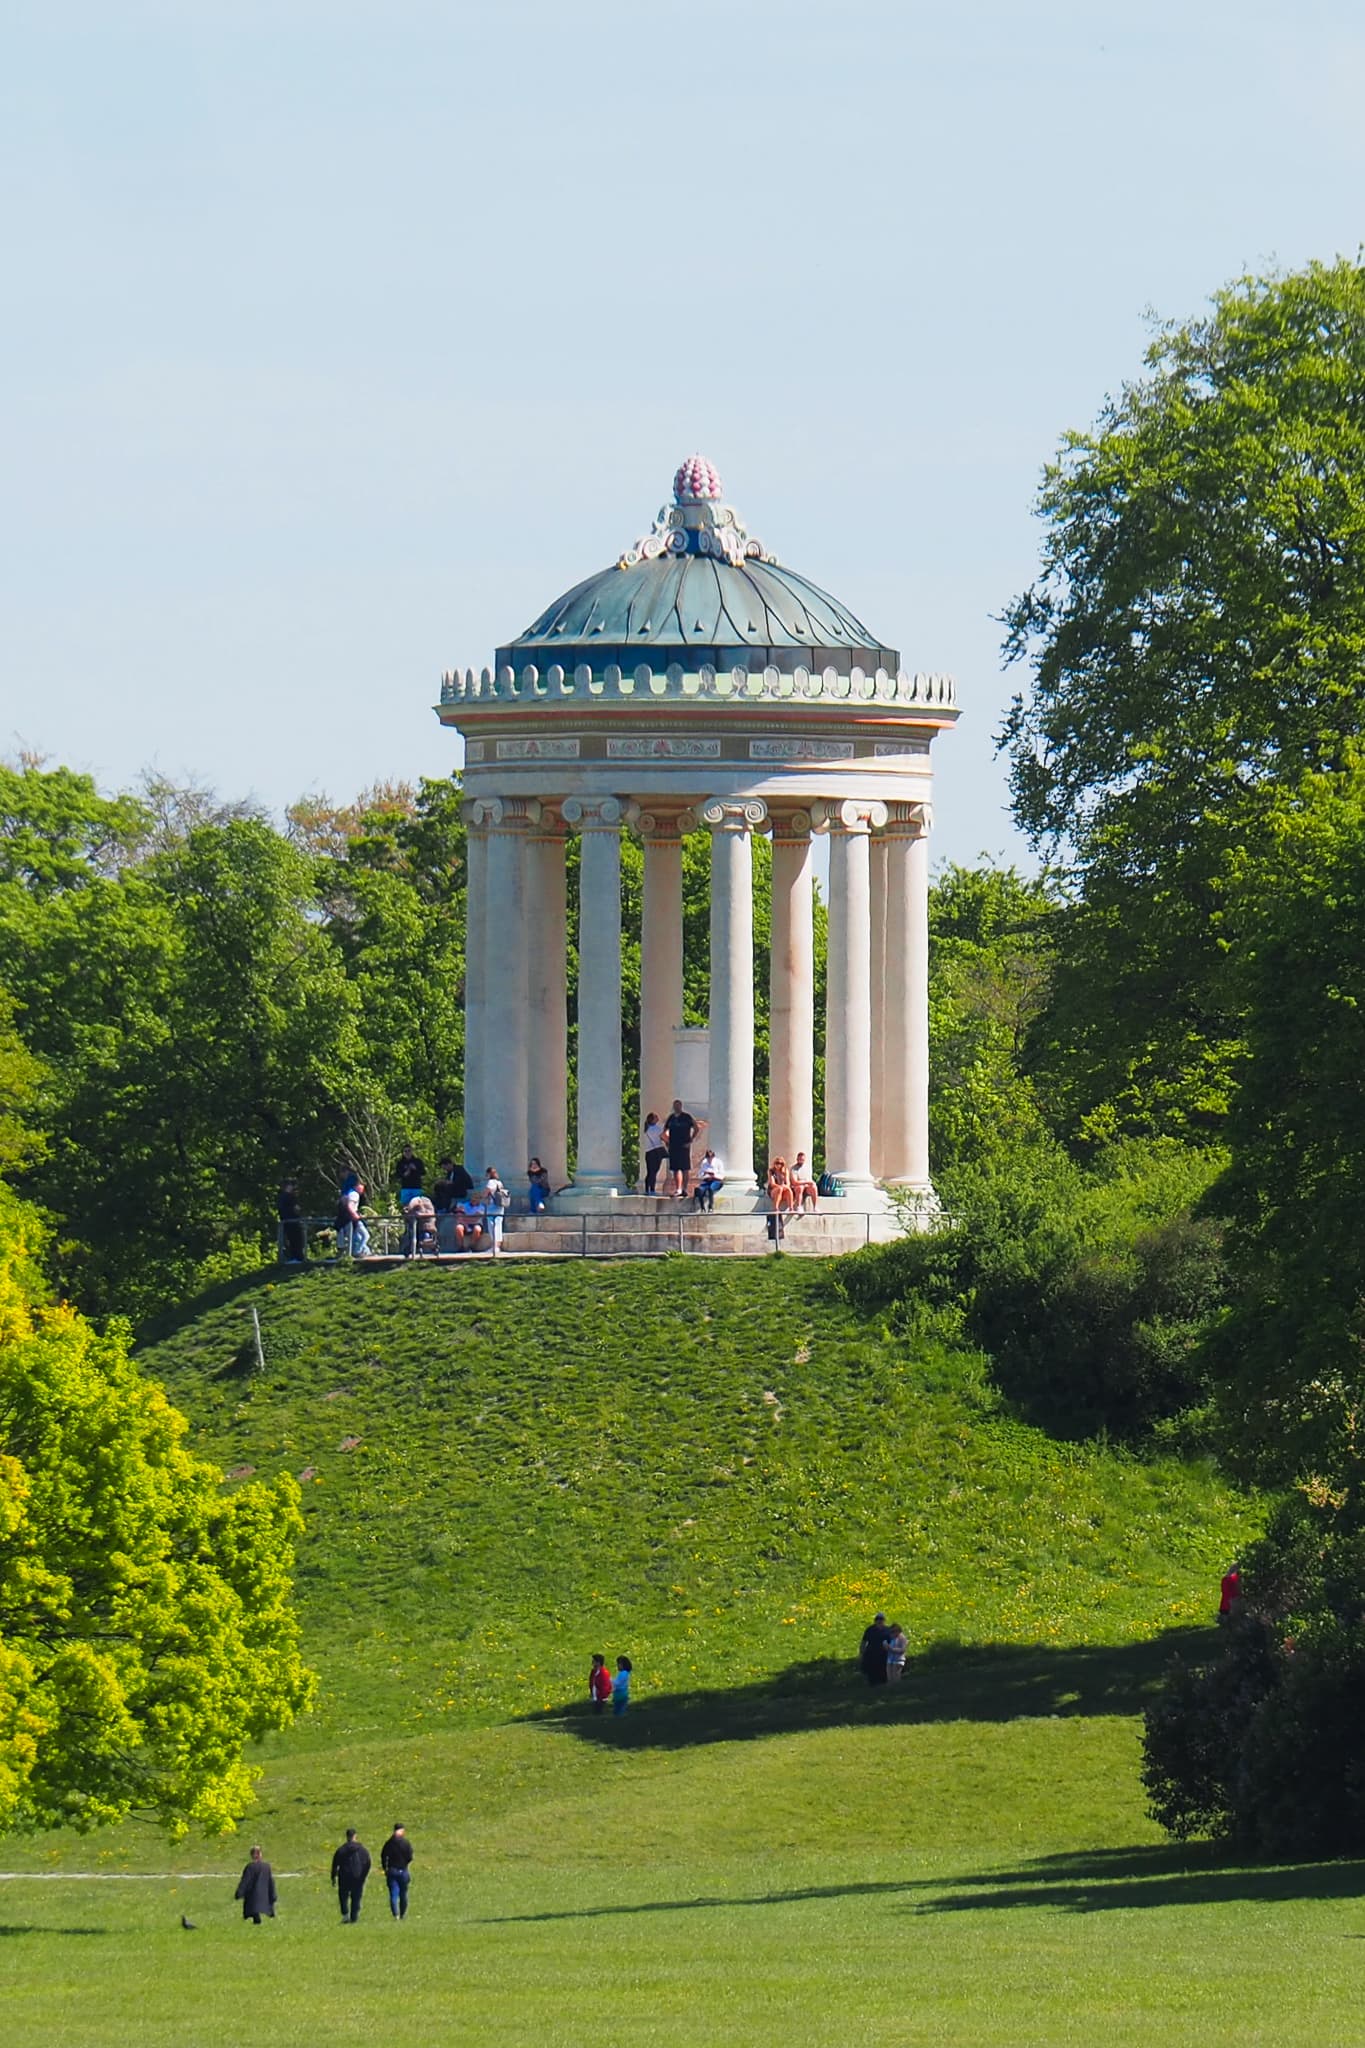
[453,1190,486,1251]
[766,1158,796,1213]
[790,1152,819,1210]
[694,1149,725,1212]
[527,1158,551,1212]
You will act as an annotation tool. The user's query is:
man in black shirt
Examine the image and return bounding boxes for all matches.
[432,1158,474,1211]
[380,1824,414,1919]
[663,1100,700,1198]
[330,1828,372,1922]
[395,1146,425,1203]
[277,1178,305,1263]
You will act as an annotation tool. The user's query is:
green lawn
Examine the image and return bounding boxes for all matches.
[5,1256,1325,2045]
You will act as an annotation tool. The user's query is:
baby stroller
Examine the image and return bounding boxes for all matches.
[403,1195,438,1258]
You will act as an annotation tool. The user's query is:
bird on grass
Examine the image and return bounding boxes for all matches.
[180,1914,197,1930]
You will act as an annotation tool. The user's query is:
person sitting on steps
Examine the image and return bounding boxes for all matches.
[694,1149,725,1212]
[790,1152,819,1211]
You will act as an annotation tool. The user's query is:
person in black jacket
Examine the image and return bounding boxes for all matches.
[380,1824,414,1919]
[858,1612,891,1687]
[234,1845,277,1924]
[330,1828,372,1922]
[277,1178,306,1263]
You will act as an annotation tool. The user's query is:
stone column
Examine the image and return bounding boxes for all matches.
[700,797,767,1191]
[473,797,538,1181]
[461,808,489,1174]
[869,831,889,1179]
[816,798,887,1197]
[638,809,689,1159]
[561,796,629,1198]
[881,801,933,1195]
[525,804,569,1190]
[768,809,815,1165]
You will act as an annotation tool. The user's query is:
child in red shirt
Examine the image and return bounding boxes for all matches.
[588,1654,612,1713]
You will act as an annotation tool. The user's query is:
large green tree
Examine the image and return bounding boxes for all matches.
[0,1186,314,1834]
[1003,258,1365,1141]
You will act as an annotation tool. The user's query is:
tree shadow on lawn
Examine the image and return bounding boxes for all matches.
[484,1843,1365,1927]
[0,1924,110,1937]
[526,1629,1217,1751]
[917,1840,1365,1917]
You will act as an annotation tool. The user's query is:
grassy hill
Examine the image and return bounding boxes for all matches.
[132,1257,1252,1740]
[10,1255,1325,2048]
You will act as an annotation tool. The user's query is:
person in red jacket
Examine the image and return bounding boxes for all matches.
[1219,1562,1243,1622]
[588,1653,613,1713]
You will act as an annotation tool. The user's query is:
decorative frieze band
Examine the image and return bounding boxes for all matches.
[606,737,721,760]
[750,737,855,762]
[440,660,956,712]
[495,737,581,761]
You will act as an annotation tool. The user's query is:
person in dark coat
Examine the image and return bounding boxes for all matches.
[234,1845,277,1923]
[380,1823,414,1918]
[277,1178,306,1263]
[330,1827,372,1922]
[858,1612,891,1687]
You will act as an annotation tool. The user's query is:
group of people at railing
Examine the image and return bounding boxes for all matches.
[277,1118,826,1263]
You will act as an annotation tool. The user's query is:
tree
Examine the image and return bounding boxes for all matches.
[1203,754,1365,1492]
[0,1186,314,1834]
[928,862,1054,1173]
[1002,258,1365,1140]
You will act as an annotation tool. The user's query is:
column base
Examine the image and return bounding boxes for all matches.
[556,1176,625,1206]
[820,1175,895,1212]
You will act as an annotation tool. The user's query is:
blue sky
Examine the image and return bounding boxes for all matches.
[4,0,1362,868]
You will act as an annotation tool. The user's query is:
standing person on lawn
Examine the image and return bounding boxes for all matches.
[612,1656,633,1716]
[330,1828,372,1922]
[234,1845,277,1924]
[588,1653,613,1713]
[858,1612,891,1687]
[381,1824,414,1919]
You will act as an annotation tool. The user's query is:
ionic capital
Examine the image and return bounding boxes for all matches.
[470,795,543,832]
[636,806,696,843]
[769,807,814,844]
[527,800,570,841]
[698,796,769,834]
[561,795,634,833]
[811,798,888,836]
[882,800,932,840]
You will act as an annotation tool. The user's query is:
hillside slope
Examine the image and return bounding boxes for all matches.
[135,1258,1255,1745]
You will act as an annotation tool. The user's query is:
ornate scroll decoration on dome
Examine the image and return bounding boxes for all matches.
[618,453,778,571]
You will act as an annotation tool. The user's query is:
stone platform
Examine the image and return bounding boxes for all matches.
[498,1197,900,1259]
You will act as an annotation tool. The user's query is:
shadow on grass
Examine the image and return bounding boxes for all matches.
[917,1841,1365,1916]
[483,1843,1365,1926]
[525,1628,1217,1750]
[0,1924,110,1937]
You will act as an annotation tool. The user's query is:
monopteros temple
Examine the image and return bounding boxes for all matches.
[439,456,958,1218]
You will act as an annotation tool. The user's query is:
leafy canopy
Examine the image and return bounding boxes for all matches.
[1002,257,1365,1140]
[0,1183,314,1835]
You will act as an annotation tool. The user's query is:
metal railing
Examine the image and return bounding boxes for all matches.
[278,1206,885,1263]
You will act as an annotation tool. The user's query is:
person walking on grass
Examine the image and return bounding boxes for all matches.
[858,1612,891,1687]
[612,1655,633,1715]
[381,1823,414,1918]
[234,1845,277,1924]
[885,1623,909,1684]
[331,1828,372,1922]
[589,1652,613,1713]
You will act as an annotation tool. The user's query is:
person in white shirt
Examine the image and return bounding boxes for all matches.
[642,1112,667,1195]
[483,1168,509,1254]
[790,1152,819,1211]
[694,1149,725,1212]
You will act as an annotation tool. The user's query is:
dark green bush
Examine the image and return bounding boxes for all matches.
[1143,1495,1365,1855]
[840,1139,1226,1438]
